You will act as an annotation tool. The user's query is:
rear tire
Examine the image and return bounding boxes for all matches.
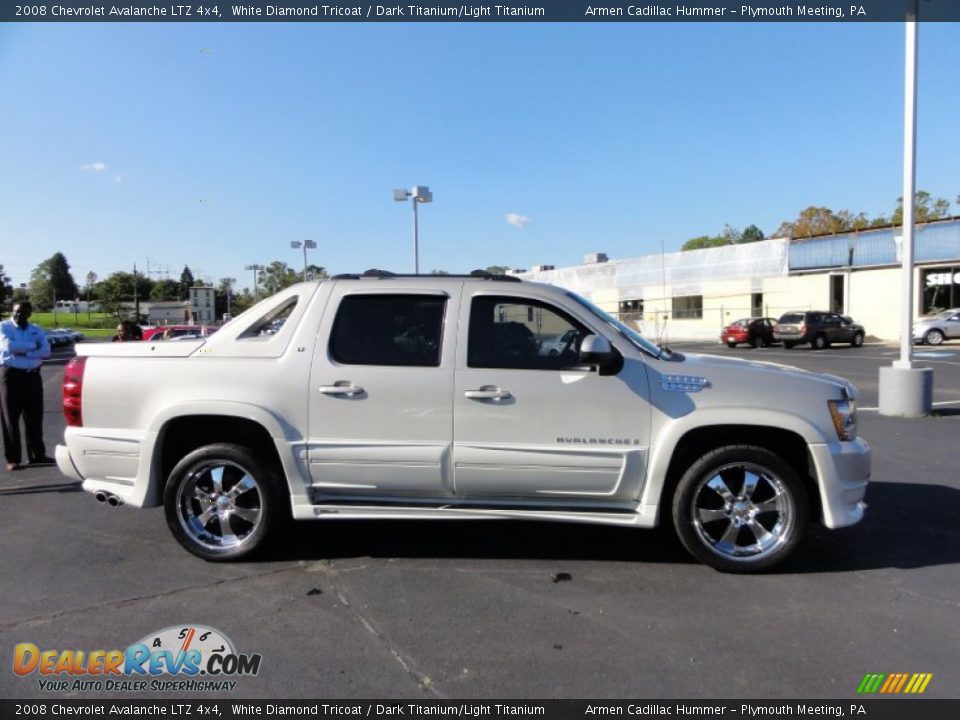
[750,336,762,349]
[726,341,737,348]
[671,445,809,573]
[812,334,828,350]
[163,443,283,561]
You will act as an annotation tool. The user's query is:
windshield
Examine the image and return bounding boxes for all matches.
[566,291,663,359]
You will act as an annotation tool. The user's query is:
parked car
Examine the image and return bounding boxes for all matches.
[721,318,778,348]
[44,329,75,351]
[142,325,217,342]
[57,272,870,573]
[774,311,865,350]
[54,328,85,342]
[538,328,580,355]
[912,308,960,346]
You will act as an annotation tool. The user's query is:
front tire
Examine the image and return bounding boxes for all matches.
[852,332,864,348]
[163,443,282,561]
[924,329,945,346]
[671,445,809,573]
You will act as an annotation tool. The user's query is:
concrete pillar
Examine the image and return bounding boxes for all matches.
[878,366,933,417]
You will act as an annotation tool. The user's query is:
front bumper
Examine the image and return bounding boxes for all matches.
[808,437,871,528]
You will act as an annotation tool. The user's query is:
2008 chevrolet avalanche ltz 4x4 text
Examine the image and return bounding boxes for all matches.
[56,271,869,572]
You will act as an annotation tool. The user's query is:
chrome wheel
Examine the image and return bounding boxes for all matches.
[689,462,796,563]
[175,460,263,552]
[925,329,944,346]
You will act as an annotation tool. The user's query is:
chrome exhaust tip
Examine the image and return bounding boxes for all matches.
[106,494,123,508]
[94,491,108,503]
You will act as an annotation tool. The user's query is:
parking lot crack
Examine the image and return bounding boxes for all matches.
[326,577,443,698]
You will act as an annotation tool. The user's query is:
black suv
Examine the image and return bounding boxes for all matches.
[774,311,865,350]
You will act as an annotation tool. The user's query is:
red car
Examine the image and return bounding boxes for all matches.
[721,317,778,348]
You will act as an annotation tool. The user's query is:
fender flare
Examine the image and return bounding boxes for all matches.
[139,400,304,507]
[641,407,829,520]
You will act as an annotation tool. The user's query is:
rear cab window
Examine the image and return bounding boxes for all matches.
[330,294,446,367]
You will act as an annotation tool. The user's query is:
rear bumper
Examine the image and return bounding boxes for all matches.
[808,438,871,528]
[56,428,157,508]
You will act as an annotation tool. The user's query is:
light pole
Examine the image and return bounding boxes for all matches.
[878,0,932,417]
[86,271,97,322]
[220,277,236,320]
[244,264,264,301]
[393,185,433,274]
[290,240,317,282]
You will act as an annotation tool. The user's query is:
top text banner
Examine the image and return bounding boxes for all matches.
[4,0,959,22]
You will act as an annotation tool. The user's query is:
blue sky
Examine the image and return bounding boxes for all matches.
[1,21,958,292]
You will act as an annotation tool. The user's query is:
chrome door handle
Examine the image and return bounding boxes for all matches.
[319,384,365,396]
[464,388,512,400]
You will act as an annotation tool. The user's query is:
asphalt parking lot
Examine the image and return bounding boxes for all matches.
[1,342,958,700]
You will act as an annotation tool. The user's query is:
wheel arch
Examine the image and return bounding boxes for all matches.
[141,402,305,508]
[644,417,822,527]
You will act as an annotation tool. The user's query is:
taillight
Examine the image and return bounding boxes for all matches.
[63,356,86,427]
[800,324,807,335]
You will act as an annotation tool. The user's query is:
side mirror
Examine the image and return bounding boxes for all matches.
[579,334,618,370]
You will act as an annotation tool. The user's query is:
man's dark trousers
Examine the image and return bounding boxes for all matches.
[1,367,47,465]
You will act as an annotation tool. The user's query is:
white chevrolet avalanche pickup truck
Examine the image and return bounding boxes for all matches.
[57,271,870,572]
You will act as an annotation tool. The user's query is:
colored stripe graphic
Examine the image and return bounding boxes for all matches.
[857,673,932,694]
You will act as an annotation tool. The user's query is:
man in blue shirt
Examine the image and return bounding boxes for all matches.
[0,301,53,471]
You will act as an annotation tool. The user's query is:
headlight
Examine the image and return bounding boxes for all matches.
[828,399,857,441]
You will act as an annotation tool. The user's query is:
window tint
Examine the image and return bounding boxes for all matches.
[330,294,445,367]
[469,296,587,370]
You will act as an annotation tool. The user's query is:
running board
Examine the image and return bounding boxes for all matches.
[290,499,659,528]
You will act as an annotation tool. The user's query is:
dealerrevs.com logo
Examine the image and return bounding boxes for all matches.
[13,625,261,693]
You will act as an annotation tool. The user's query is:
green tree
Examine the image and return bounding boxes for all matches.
[305,264,329,281]
[260,261,299,295]
[892,191,951,225]
[94,271,150,319]
[484,265,511,275]
[681,235,728,251]
[150,279,181,301]
[0,266,12,312]
[739,224,765,244]
[179,265,195,300]
[773,206,850,238]
[230,288,256,315]
[28,252,79,310]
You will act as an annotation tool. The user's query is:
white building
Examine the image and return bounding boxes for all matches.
[517,217,960,343]
[145,286,217,325]
[189,286,216,324]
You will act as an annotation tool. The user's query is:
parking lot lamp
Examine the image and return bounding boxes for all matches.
[393,185,433,274]
[878,1,933,417]
[221,277,236,320]
[290,240,317,282]
[244,264,264,301]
